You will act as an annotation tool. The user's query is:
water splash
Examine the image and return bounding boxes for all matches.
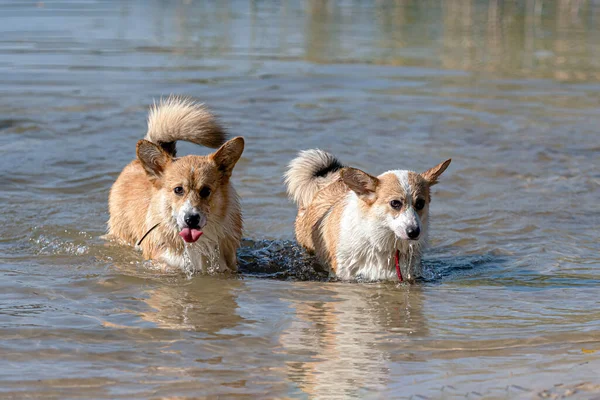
[237,239,328,281]
[180,241,225,277]
[39,228,495,284]
[30,228,90,256]
[205,242,221,274]
[407,243,414,281]
[182,243,195,279]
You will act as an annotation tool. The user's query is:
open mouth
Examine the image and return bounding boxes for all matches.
[179,227,203,243]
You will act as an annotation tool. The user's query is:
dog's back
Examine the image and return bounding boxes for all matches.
[284,150,350,266]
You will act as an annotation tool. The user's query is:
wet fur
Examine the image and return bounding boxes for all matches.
[285,149,450,282]
[108,97,244,273]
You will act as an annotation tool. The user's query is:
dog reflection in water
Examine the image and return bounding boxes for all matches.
[139,277,244,333]
[279,284,428,397]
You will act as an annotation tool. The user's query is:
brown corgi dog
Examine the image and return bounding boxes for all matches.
[285,150,450,282]
[108,97,244,274]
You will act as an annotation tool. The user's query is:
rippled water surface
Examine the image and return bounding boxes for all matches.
[2,1,600,398]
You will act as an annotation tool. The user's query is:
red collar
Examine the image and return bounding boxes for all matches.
[394,249,403,282]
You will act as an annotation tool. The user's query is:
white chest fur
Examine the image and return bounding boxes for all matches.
[160,221,230,274]
[335,193,423,281]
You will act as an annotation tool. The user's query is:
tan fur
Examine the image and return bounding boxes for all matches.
[295,179,347,271]
[371,172,430,216]
[108,98,244,273]
[407,171,431,202]
[421,158,451,187]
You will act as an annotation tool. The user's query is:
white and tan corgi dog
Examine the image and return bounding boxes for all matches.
[108,97,244,273]
[285,150,450,282]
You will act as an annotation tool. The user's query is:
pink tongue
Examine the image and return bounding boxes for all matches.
[179,228,203,243]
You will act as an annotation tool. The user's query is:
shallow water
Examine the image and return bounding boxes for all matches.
[1,0,600,398]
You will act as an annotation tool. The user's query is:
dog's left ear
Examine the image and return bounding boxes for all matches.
[211,136,245,179]
[341,167,379,204]
[421,159,451,186]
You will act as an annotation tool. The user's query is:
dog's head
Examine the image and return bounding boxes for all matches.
[136,137,244,243]
[340,159,451,244]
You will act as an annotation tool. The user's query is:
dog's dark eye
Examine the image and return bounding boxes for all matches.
[390,200,402,210]
[199,186,211,198]
[174,186,184,196]
[415,198,425,210]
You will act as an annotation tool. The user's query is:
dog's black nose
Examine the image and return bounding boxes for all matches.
[406,226,420,240]
[184,213,201,228]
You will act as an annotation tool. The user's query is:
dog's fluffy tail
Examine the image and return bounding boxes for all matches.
[145,96,227,156]
[284,149,344,208]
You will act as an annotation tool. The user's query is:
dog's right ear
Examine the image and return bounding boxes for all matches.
[340,167,379,204]
[136,140,171,178]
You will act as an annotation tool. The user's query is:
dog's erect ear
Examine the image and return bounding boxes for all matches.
[211,136,245,179]
[137,139,172,178]
[421,159,451,186]
[341,167,379,203]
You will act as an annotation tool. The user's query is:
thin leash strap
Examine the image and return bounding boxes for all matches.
[136,223,160,247]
